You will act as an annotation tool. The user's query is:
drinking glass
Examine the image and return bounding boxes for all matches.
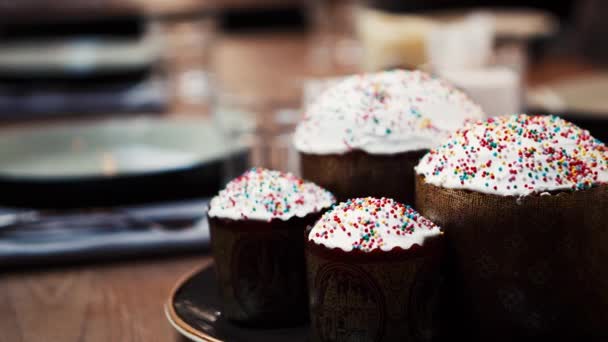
[213,80,303,183]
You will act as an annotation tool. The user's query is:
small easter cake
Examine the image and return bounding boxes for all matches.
[294,69,484,203]
[305,197,443,342]
[415,114,608,339]
[208,167,335,326]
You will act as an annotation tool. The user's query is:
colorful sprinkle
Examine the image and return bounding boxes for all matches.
[309,197,441,252]
[209,167,335,221]
[416,114,608,196]
[294,70,485,155]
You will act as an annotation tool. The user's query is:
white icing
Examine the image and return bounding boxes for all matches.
[294,70,485,155]
[209,167,335,221]
[308,197,441,252]
[416,114,608,196]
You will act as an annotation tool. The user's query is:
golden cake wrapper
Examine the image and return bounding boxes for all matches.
[415,175,608,339]
[300,150,426,204]
[305,236,443,342]
[209,213,321,326]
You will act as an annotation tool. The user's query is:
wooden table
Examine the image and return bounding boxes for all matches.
[0,30,599,341]
[0,256,212,342]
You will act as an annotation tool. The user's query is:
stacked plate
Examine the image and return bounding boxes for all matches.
[0,16,166,117]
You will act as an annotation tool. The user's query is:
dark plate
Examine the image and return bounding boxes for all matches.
[0,118,248,209]
[0,17,159,78]
[165,263,309,342]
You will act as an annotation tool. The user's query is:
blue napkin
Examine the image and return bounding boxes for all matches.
[0,199,210,268]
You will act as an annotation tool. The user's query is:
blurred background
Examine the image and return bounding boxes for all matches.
[0,0,607,267]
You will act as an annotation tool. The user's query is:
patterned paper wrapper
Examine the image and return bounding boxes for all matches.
[209,212,322,326]
[415,175,608,340]
[305,234,443,342]
[300,150,427,204]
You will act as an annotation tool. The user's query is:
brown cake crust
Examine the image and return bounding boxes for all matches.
[208,212,322,326]
[305,234,443,342]
[415,175,608,340]
[300,149,427,204]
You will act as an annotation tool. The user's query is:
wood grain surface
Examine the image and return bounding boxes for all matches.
[0,256,211,342]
